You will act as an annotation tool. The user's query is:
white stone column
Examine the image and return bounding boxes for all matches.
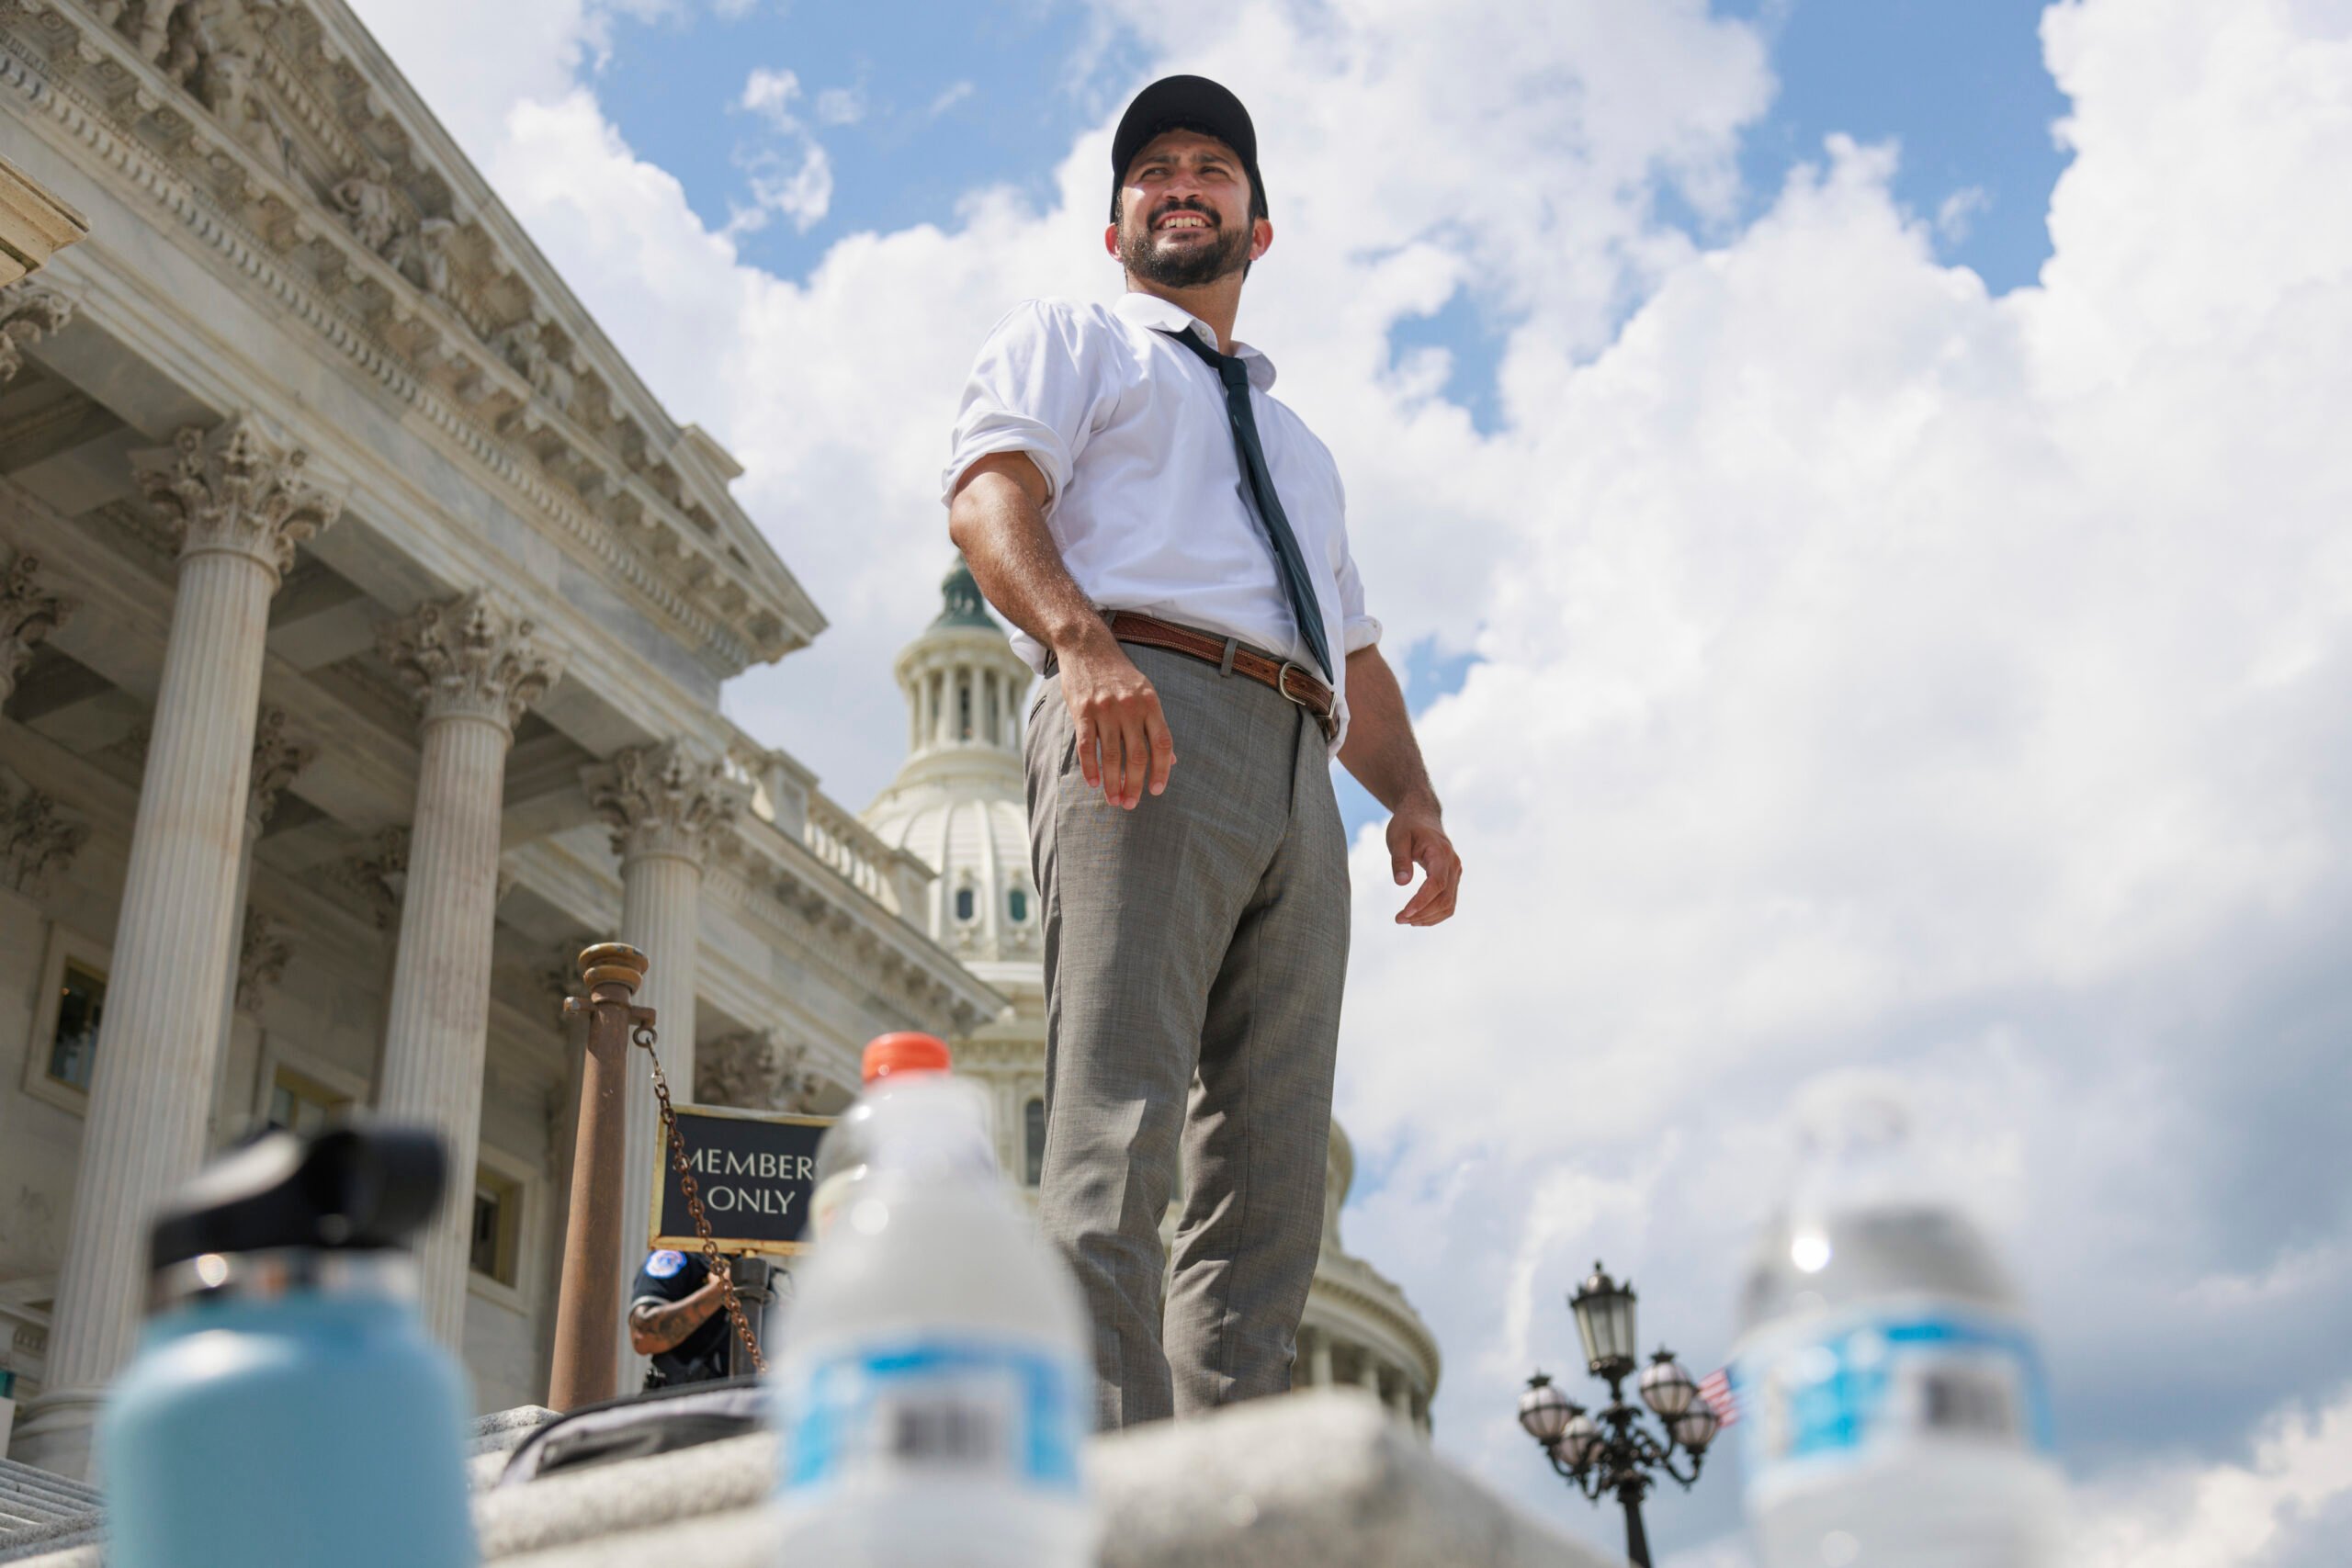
[377,592,561,1348]
[1309,1328,1335,1389]
[206,709,311,1136]
[582,739,746,1381]
[20,420,338,1477]
[1357,1353,1384,1398]
[1389,1376,1415,1425]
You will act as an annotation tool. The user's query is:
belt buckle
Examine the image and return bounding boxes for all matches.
[1274,660,1335,732]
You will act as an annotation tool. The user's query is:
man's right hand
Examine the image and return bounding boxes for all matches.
[946,453,1175,808]
[1057,626,1176,809]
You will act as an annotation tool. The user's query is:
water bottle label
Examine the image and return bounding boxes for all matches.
[778,1337,1085,1496]
[1733,1304,2053,1479]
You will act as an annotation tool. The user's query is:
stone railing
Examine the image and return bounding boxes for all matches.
[0,1291,50,1397]
[805,795,900,913]
[724,727,932,928]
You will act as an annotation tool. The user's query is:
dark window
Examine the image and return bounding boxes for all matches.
[469,1190,500,1277]
[958,683,973,740]
[470,1168,521,1285]
[1008,887,1028,923]
[1023,1098,1046,1186]
[955,886,975,921]
[44,960,106,1091]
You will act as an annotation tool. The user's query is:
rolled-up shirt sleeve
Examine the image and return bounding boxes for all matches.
[942,300,1102,511]
[1333,474,1382,654]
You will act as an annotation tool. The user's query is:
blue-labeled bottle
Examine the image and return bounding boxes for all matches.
[98,1124,480,1568]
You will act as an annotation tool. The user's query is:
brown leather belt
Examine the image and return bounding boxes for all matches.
[1049,611,1339,741]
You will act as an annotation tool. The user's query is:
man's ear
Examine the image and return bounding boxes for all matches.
[1250,217,1274,265]
[1104,221,1123,259]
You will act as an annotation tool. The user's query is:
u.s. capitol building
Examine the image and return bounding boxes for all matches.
[0,0,1432,1477]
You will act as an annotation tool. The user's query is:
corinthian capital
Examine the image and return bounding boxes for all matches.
[1,552,75,701]
[131,416,343,581]
[582,739,748,867]
[378,591,563,731]
[0,283,73,384]
[246,707,313,829]
[0,774,87,897]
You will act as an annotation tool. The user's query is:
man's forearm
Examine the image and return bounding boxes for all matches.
[1337,645,1439,812]
[949,453,1176,808]
[948,459,1114,659]
[628,1281,722,1355]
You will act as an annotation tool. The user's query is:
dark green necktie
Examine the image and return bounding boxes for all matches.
[1162,326,1334,682]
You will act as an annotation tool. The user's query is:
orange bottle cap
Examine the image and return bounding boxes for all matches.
[861,1032,952,1084]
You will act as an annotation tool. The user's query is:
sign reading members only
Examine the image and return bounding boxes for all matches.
[648,1103,836,1258]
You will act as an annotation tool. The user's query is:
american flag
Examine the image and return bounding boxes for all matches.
[1698,1367,1740,1427]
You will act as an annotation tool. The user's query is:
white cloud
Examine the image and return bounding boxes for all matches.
[2073,1385,2352,1568]
[1936,184,1990,243]
[741,63,803,123]
[814,84,867,127]
[343,0,2352,1560]
[729,65,835,231]
[927,79,976,118]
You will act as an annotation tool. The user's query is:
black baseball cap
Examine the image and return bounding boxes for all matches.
[1110,74,1266,218]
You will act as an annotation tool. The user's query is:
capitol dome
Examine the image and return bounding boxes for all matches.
[862,558,1043,982]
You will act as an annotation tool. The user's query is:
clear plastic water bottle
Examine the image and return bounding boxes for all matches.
[772,1075,1097,1568]
[98,1124,477,1568]
[807,1031,956,1242]
[1731,1088,2064,1568]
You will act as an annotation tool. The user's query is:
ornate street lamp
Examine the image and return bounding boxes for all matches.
[1517,1260,1719,1568]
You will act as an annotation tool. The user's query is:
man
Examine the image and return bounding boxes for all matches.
[627,1248,782,1388]
[943,74,1462,1429]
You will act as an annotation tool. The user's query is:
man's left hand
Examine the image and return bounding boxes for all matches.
[1386,801,1461,926]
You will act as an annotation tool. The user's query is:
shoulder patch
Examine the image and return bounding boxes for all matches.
[643,1249,687,1279]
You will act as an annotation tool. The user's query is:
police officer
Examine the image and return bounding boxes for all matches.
[627,1248,787,1388]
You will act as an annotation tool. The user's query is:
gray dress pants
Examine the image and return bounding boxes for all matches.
[1024,642,1350,1430]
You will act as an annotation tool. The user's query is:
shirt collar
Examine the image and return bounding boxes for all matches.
[1115,290,1278,390]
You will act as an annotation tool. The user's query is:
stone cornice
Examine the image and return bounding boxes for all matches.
[0,1,824,676]
[0,146,83,281]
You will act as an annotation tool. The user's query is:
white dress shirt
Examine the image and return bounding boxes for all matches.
[942,290,1380,752]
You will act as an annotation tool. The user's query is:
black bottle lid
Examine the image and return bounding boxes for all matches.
[149,1123,447,1273]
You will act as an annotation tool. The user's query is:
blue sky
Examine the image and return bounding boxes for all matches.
[589,0,2074,839]
[594,0,2070,404]
[355,0,2352,1557]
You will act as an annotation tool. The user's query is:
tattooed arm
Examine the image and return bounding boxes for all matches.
[628,1274,726,1355]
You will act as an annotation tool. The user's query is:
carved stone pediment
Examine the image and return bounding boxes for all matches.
[0,0,824,675]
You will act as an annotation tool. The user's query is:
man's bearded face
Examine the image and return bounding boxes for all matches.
[1117,135,1255,288]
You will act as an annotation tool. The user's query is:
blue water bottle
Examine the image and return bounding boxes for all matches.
[97,1124,479,1568]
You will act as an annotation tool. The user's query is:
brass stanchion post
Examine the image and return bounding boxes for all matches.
[546,942,651,1410]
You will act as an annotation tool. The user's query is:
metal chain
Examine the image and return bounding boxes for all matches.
[632,1017,766,1377]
